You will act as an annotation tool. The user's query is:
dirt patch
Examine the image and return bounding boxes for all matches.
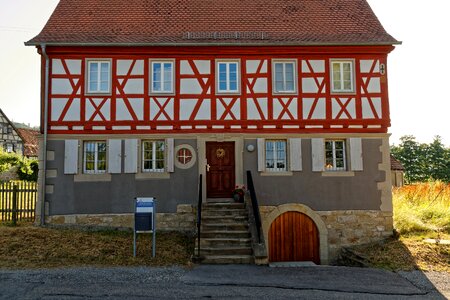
[349,234,450,273]
[0,223,194,269]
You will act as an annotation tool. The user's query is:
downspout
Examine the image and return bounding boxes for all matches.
[40,44,49,226]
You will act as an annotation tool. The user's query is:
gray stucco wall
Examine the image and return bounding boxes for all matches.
[46,139,198,215]
[243,138,384,211]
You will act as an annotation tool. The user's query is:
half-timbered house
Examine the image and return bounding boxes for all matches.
[27,0,399,264]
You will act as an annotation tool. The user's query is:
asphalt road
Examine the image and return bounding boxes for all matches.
[0,265,447,299]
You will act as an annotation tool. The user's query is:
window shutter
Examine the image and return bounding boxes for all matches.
[289,138,302,171]
[166,138,174,173]
[64,140,79,174]
[108,139,122,174]
[257,138,265,172]
[349,138,363,171]
[311,138,325,172]
[124,139,138,173]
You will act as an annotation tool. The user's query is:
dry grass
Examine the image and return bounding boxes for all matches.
[393,181,450,235]
[353,233,450,272]
[351,182,450,272]
[0,223,194,269]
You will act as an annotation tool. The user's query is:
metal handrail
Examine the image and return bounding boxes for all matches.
[196,174,203,257]
[246,170,262,243]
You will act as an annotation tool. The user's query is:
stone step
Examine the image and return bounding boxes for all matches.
[201,215,248,224]
[202,202,245,210]
[195,247,253,256]
[201,209,248,217]
[201,223,248,232]
[201,255,254,264]
[206,198,234,204]
[200,230,251,239]
[197,238,252,247]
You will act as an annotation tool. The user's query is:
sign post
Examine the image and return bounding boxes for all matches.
[133,197,156,257]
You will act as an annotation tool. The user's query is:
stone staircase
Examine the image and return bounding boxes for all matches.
[196,198,254,264]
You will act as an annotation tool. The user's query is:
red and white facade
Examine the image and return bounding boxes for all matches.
[45,46,392,135]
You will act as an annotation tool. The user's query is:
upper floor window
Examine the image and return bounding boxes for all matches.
[217,61,240,94]
[265,140,287,172]
[151,61,174,94]
[83,141,107,174]
[142,140,165,172]
[325,140,346,171]
[87,61,111,94]
[5,143,13,153]
[273,61,296,93]
[331,60,354,93]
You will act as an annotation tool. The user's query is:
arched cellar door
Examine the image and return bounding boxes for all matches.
[269,211,320,264]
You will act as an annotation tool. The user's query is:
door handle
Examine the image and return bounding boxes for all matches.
[206,164,211,172]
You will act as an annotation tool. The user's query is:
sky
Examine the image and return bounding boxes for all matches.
[0,0,449,146]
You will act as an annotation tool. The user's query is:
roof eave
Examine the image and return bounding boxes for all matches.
[25,40,402,47]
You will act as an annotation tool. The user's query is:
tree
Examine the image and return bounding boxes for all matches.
[391,135,450,183]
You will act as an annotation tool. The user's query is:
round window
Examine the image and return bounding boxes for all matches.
[177,148,193,164]
[174,144,196,169]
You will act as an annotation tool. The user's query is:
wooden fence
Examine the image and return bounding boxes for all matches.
[0,181,37,224]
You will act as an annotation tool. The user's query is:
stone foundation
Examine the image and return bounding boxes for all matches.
[260,205,393,263]
[45,204,196,232]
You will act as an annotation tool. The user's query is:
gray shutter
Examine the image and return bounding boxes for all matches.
[289,138,302,171]
[64,140,79,174]
[349,138,363,171]
[124,139,138,173]
[166,138,174,173]
[108,139,122,174]
[311,138,325,172]
[257,138,265,172]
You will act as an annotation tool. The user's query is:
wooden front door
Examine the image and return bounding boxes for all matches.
[206,142,235,198]
[269,211,320,264]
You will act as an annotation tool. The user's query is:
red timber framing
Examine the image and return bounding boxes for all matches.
[42,45,394,134]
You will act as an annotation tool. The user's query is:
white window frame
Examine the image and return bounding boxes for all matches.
[330,60,355,93]
[86,60,111,94]
[83,141,107,174]
[150,60,175,94]
[325,140,347,171]
[265,140,288,172]
[216,60,240,94]
[272,60,297,94]
[142,140,165,173]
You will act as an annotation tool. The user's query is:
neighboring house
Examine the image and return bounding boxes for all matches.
[391,155,405,187]
[26,0,399,264]
[0,108,23,155]
[17,128,40,159]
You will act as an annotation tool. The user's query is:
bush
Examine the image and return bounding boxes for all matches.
[0,150,38,182]
[393,182,450,235]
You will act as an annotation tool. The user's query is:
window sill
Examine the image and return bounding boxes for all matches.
[149,91,175,96]
[135,172,170,180]
[260,171,293,177]
[272,91,297,95]
[215,91,241,96]
[321,171,355,177]
[74,173,112,182]
[85,91,112,96]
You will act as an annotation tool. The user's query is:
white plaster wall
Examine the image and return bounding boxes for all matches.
[180,78,203,94]
[273,97,297,120]
[247,97,267,120]
[217,98,240,120]
[303,98,326,119]
[362,97,382,118]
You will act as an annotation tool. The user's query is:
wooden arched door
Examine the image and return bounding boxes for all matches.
[269,211,320,264]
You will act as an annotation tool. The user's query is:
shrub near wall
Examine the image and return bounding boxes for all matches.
[0,150,38,182]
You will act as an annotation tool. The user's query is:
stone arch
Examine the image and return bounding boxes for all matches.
[262,203,329,264]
